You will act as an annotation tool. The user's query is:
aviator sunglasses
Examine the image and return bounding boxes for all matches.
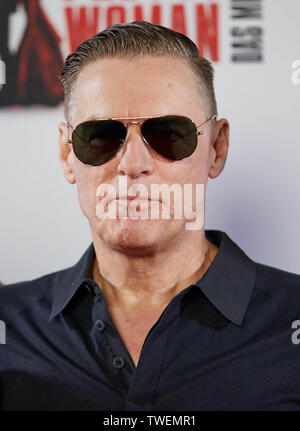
[67,114,217,166]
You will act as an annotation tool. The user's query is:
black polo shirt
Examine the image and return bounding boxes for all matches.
[0,229,300,411]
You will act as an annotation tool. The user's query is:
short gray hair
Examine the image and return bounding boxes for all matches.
[60,21,218,124]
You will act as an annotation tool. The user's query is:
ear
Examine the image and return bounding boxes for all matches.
[58,122,76,184]
[208,118,229,179]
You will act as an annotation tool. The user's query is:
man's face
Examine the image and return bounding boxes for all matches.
[59,55,228,254]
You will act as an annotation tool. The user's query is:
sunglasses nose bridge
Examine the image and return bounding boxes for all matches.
[120,120,155,160]
[122,120,145,142]
[125,120,142,126]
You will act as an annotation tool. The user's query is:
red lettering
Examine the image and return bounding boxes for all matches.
[65,7,99,52]
[196,4,219,62]
[171,5,187,35]
[107,6,126,27]
[133,5,161,24]
[134,5,143,21]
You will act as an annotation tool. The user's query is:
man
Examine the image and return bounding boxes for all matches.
[0,21,300,411]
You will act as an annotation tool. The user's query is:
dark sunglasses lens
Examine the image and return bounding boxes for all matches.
[141,116,197,160]
[72,120,127,166]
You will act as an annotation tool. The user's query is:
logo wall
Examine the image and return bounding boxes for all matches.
[0,0,263,108]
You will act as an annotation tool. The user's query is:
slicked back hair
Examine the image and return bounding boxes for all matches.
[60,21,218,124]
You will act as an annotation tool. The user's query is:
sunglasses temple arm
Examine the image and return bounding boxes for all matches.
[196,114,217,134]
[66,123,73,143]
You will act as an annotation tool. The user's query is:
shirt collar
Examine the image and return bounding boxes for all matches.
[197,229,256,326]
[48,242,95,321]
[49,230,256,325]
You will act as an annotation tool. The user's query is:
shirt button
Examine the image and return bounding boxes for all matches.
[113,357,125,369]
[95,319,106,332]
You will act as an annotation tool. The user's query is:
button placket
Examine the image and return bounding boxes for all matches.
[113,357,125,369]
[91,299,128,375]
[126,294,183,409]
[95,319,106,332]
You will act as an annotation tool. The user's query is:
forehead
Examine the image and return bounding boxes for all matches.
[71,56,204,124]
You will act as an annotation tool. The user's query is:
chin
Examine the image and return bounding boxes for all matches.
[101,218,168,254]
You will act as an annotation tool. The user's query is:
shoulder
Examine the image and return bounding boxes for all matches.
[254,261,300,288]
[252,261,300,314]
[0,267,72,321]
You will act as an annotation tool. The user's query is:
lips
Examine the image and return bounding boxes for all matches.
[96,186,163,204]
[113,190,162,203]
[116,195,161,202]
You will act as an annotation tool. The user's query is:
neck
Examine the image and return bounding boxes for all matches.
[91,228,218,310]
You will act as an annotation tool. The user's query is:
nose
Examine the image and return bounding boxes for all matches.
[117,123,155,179]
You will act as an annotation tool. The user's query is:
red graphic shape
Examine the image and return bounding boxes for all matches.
[17,0,64,105]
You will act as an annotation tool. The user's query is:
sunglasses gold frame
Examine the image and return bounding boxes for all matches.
[66,114,217,144]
